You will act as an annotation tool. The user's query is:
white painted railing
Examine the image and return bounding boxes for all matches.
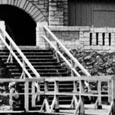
[43,26,91,77]
[0,78,44,112]
[0,76,113,114]
[41,76,114,114]
[42,36,81,77]
[0,27,40,79]
[107,101,114,115]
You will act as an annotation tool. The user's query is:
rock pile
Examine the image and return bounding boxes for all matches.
[70,49,115,76]
[61,49,115,76]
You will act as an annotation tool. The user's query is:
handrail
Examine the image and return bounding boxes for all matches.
[107,101,113,115]
[0,27,40,78]
[0,34,32,79]
[43,26,91,77]
[0,77,112,114]
[42,36,81,77]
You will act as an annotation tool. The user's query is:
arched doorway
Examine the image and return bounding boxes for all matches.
[0,5,36,45]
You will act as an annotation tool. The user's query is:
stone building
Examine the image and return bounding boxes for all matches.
[0,0,114,50]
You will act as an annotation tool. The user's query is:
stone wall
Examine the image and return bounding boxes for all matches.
[29,0,68,26]
[49,0,63,26]
[49,26,115,52]
[49,26,80,49]
[80,28,115,52]
[28,0,49,22]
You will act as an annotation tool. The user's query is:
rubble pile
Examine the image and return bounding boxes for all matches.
[70,49,115,76]
[61,49,115,76]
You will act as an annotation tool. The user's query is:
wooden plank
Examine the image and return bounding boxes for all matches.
[45,76,112,82]
[44,92,111,97]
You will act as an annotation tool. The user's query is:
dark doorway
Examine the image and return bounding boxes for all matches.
[0,5,36,45]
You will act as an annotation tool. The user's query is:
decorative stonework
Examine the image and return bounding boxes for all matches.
[0,0,69,25]
[0,0,46,22]
[28,0,49,22]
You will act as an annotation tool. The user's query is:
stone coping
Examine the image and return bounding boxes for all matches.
[49,26,90,31]
[49,26,115,32]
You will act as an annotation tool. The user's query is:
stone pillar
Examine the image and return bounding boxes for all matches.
[36,22,48,49]
[0,21,6,49]
[49,0,64,26]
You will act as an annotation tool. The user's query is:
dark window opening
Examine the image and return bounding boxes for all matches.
[109,33,111,46]
[102,33,105,45]
[90,33,92,45]
[96,33,99,45]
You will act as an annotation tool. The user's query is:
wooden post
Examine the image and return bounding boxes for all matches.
[97,81,102,109]
[108,80,112,104]
[112,77,115,102]
[71,80,78,108]
[73,81,78,92]
[79,80,85,115]
[44,81,50,112]
[32,82,40,107]
[24,80,29,112]
[79,97,85,115]
[112,77,115,114]
[54,81,59,112]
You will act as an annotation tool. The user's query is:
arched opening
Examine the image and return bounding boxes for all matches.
[0,5,36,45]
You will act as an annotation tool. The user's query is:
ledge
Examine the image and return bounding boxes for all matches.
[49,26,90,31]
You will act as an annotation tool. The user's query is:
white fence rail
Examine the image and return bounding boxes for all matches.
[43,26,91,77]
[0,27,40,79]
[0,76,113,114]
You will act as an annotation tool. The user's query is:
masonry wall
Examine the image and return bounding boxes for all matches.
[28,0,49,22]
[49,26,80,49]
[28,0,68,26]
[49,26,115,52]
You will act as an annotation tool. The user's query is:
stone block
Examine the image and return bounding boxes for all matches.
[110,46,115,51]
[84,41,90,45]
[84,46,91,50]
[102,46,110,50]
[83,38,89,42]
[93,28,107,33]
[98,41,103,46]
[83,32,90,38]
[111,39,115,46]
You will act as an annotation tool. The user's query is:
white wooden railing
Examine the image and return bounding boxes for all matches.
[43,26,91,77]
[41,76,114,114]
[0,27,40,79]
[42,36,81,77]
[0,76,113,114]
[107,101,114,115]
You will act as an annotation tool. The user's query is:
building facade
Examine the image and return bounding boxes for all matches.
[0,0,115,51]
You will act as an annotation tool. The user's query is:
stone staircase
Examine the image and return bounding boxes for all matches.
[0,46,73,110]
[0,47,111,115]
[0,48,70,78]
